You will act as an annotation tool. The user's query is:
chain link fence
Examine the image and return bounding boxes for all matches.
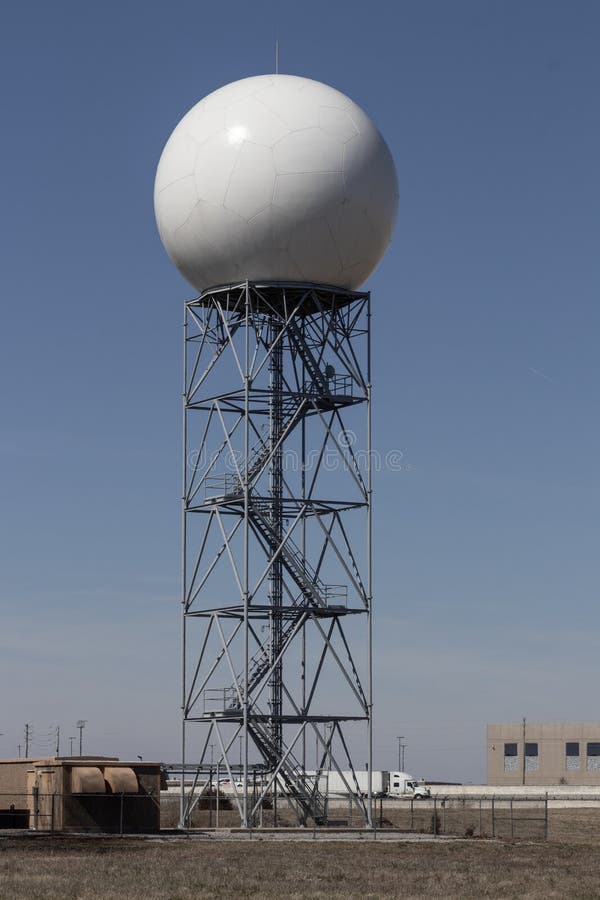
[5,789,600,840]
[0,791,160,834]
[371,797,549,839]
[161,791,600,841]
[160,792,551,836]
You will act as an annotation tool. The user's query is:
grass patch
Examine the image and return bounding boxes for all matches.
[1,836,600,899]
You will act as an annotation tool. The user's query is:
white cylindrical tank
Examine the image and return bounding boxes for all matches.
[154,74,398,293]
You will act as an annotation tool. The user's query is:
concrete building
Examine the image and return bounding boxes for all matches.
[487,723,600,786]
[0,757,162,832]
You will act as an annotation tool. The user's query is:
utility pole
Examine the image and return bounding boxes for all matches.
[396,735,404,772]
[76,720,87,757]
[17,744,22,759]
[522,717,526,786]
[69,736,76,756]
[55,726,60,756]
[24,724,30,758]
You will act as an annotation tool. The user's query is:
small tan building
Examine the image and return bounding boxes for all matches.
[487,723,600,786]
[0,757,162,832]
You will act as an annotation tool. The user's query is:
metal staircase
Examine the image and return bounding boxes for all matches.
[249,501,336,609]
[222,497,347,712]
[286,319,331,397]
[233,394,305,494]
[248,717,328,825]
[220,611,307,715]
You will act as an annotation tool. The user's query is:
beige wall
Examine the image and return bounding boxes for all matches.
[0,757,161,832]
[0,759,39,807]
[487,723,600,785]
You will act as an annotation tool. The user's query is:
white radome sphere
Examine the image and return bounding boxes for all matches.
[154,74,398,292]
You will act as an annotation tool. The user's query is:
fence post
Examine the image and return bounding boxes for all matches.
[216,762,220,830]
[510,799,514,839]
[544,793,548,840]
[32,785,39,831]
[51,793,55,834]
[433,797,437,836]
[479,798,482,837]
[410,797,414,831]
[441,800,446,835]
[119,792,124,837]
[491,797,495,838]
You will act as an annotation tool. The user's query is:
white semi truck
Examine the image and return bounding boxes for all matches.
[213,770,431,800]
[315,770,430,799]
[388,771,431,799]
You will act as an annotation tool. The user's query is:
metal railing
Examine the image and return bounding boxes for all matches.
[303,373,353,398]
[202,688,239,714]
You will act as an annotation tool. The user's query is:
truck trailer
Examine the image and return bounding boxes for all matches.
[314,770,430,799]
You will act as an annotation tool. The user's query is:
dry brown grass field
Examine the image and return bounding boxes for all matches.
[2,835,600,899]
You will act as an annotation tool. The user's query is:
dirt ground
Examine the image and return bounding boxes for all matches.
[2,835,600,899]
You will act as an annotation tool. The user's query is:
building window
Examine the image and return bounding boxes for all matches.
[504,742,518,773]
[566,742,580,770]
[525,742,539,772]
[587,743,600,771]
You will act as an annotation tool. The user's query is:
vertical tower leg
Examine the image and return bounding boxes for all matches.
[268,313,283,822]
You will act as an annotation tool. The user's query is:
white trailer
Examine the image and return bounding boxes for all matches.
[307,769,431,800]
[314,770,430,799]
[315,770,389,798]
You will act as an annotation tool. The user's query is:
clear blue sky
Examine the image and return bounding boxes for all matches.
[0,0,598,781]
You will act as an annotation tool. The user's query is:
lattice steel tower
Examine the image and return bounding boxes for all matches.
[154,74,398,828]
[181,282,371,826]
